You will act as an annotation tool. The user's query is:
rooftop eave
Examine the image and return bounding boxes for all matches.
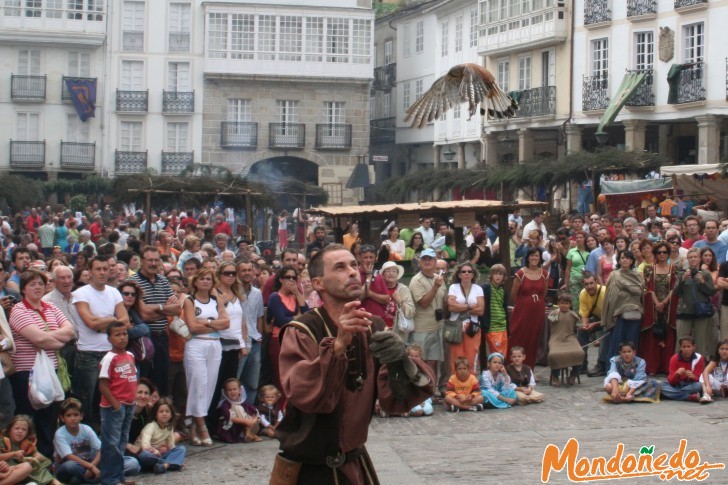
[0,31,105,46]
[204,72,372,84]
[478,33,568,57]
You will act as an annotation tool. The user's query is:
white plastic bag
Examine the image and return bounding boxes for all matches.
[397,309,414,333]
[28,350,65,410]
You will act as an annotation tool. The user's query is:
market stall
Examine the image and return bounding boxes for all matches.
[660,164,728,214]
[599,177,673,218]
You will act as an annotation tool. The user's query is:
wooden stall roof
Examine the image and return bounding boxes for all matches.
[307,200,547,218]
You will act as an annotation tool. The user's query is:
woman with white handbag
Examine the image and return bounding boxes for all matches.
[379,262,415,338]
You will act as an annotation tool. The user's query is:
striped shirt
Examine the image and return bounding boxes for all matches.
[128,272,174,332]
[9,300,70,372]
[489,285,507,333]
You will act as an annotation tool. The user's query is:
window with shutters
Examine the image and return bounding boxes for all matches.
[279,16,303,61]
[402,82,411,110]
[441,21,448,57]
[231,14,254,60]
[168,62,190,91]
[352,19,371,64]
[208,13,228,59]
[403,24,411,58]
[18,49,41,75]
[169,3,191,52]
[66,114,90,142]
[68,52,91,77]
[16,112,40,140]
[122,1,145,51]
[453,104,461,119]
[257,15,276,61]
[305,17,324,62]
[497,58,509,92]
[469,9,478,47]
[455,15,463,53]
[167,122,189,151]
[325,101,344,125]
[121,61,144,90]
[591,38,608,79]
[327,18,349,63]
[415,79,423,100]
[382,93,391,117]
[683,23,703,63]
[518,55,531,90]
[541,50,554,86]
[277,100,299,123]
[228,99,251,122]
[120,121,143,151]
[415,20,423,53]
[384,40,393,65]
[634,32,653,71]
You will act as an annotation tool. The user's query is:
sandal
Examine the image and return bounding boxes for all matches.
[190,423,202,446]
[199,425,213,446]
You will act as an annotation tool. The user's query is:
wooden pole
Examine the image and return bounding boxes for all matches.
[145,190,152,245]
[245,192,252,240]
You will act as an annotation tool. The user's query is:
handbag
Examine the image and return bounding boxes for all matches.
[0,351,15,377]
[443,319,463,344]
[56,354,71,392]
[465,320,480,338]
[653,312,667,339]
[169,317,192,340]
[690,281,714,318]
[396,308,414,333]
[128,336,155,363]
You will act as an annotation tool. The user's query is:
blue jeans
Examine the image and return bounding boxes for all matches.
[150,332,170,396]
[56,457,139,483]
[608,317,642,360]
[661,381,702,401]
[238,340,262,405]
[73,350,106,426]
[100,404,135,485]
[578,185,592,214]
[138,446,186,472]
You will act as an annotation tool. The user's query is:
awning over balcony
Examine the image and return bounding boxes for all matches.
[596,71,647,133]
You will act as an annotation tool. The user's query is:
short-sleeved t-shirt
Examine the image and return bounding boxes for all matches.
[9,300,69,372]
[98,350,138,407]
[448,284,484,324]
[73,284,123,352]
[53,423,100,462]
[409,272,447,333]
[578,285,606,320]
[566,248,590,280]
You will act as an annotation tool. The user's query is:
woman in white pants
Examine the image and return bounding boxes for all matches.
[183,268,229,446]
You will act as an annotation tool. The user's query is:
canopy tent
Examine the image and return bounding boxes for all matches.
[660,164,728,213]
[599,177,672,217]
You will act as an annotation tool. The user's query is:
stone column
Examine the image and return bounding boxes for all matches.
[565,123,582,155]
[695,114,721,165]
[457,142,465,169]
[483,132,498,165]
[622,120,647,152]
[658,124,670,158]
[518,128,533,162]
[433,144,441,169]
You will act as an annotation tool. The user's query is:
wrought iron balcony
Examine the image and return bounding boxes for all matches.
[11,75,46,101]
[169,32,190,52]
[512,86,555,118]
[370,117,395,144]
[162,91,194,113]
[269,123,305,149]
[674,0,707,9]
[123,31,144,51]
[315,124,352,149]
[61,76,96,101]
[115,150,147,174]
[161,151,193,174]
[221,122,258,148]
[625,70,654,107]
[670,62,705,104]
[582,75,609,111]
[60,142,95,169]
[373,63,396,91]
[116,90,148,112]
[584,0,611,25]
[10,141,45,168]
[628,0,657,17]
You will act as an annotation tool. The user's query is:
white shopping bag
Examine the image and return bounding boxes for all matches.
[28,350,65,410]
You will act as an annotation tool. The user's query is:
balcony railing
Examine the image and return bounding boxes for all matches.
[60,142,95,169]
[10,140,45,168]
[315,124,352,149]
[115,150,147,174]
[512,86,555,117]
[269,123,305,149]
[221,122,258,148]
[625,70,654,107]
[670,62,705,104]
[169,32,190,52]
[162,91,194,113]
[584,0,611,25]
[582,75,609,111]
[123,30,144,51]
[11,75,46,101]
[370,117,395,144]
[61,76,96,101]
[116,90,148,112]
[674,0,707,8]
[161,151,193,175]
[627,0,657,17]
[373,63,396,91]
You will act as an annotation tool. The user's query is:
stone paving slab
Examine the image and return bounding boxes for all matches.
[136,364,728,484]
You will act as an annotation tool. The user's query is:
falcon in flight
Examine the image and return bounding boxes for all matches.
[405,63,518,128]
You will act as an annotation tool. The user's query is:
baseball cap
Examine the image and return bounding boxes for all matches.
[420,248,437,258]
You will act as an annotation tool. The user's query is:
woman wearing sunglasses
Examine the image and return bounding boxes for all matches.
[640,242,678,375]
[446,263,484,374]
[117,281,153,377]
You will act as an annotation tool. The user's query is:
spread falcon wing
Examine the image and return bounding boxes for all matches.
[404,63,518,129]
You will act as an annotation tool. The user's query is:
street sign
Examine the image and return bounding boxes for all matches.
[372,155,388,162]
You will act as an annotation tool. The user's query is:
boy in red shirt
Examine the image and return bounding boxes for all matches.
[98,321,139,485]
[661,335,705,402]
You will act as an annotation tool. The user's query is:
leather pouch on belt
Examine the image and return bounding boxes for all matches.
[270,453,302,485]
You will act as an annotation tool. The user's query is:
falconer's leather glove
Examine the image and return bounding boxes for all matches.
[369,331,405,364]
[370,332,430,400]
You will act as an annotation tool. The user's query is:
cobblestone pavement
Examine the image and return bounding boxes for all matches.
[137,353,728,484]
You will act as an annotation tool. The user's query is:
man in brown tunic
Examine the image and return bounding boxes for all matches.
[272,245,434,485]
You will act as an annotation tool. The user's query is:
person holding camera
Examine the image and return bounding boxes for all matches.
[673,247,717,358]
[561,230,590,313]
[446,263,484,375]
[409,249,448,381]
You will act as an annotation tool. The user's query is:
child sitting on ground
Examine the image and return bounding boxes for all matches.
[0,415,60,485]
[138,398,187,474]
[603,341,661,404]
[406,345,434,416]
[445,356,485,412]
[700,339,728,403]
[506,346,544,404]
[661,335,705,402]
[53,398,102,484]
[217,378,262,443]
[547,292,585,387]
[257,385,284,438]
[480,352,518,408]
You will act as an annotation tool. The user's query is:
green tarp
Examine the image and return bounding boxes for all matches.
[596,71,647,133]
[667,63,691,104]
